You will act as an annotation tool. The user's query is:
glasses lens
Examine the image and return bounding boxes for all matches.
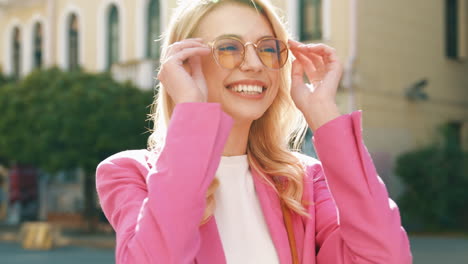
[257,39,288,69]
[213,39,244,69]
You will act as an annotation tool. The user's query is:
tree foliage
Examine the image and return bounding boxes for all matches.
[0,68,154,223]
[0,68,153,172]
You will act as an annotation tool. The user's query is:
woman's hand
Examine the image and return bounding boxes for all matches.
[157,38,211,104]
[288,39,343,131]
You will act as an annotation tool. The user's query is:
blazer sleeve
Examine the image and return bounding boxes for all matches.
[311,111,413,263]
[96,102,233,264]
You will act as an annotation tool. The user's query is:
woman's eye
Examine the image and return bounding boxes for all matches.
[260,47,277,53]
[218,45,239,51]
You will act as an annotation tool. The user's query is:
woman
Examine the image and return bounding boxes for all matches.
[96,0,413,263]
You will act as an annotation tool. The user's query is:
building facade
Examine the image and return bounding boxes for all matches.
[0,0,467,210]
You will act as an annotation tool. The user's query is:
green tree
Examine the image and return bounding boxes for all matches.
[0,68,154,229]
[0,72,15,164]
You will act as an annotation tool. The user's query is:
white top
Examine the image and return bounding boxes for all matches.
[214,155,280,264]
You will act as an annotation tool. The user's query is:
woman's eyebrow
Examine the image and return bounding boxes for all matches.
[214,34,276,41]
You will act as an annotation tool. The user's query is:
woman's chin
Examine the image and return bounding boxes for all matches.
[227,108,267,123]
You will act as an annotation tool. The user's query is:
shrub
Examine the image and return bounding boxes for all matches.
[395,124,468,232]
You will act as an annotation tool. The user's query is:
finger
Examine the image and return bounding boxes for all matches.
[292,49,318,78]
[299,43,334,52]
[304,51,325,71]
[287,39,302,48]
[164,41,207,62]
[291,58,305,89]
[295,45,327,64]
[298,44,336,61]
[188,56,208,98]
[296,51,326,84]
[291,42,335,57]
[293,45,338,74]
[289,47,315,71]
[167,41,207,56]
[188,55,203,79]
[324,51,340,65]
[173,47,211,64]
[166,39,206,54]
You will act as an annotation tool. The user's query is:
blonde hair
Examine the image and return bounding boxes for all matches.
[148,0,311,225]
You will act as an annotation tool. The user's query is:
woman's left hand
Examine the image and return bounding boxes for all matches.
[288,39,343,131]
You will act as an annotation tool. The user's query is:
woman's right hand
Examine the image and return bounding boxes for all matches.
[157,38,211,104]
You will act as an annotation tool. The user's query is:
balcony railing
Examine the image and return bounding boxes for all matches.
[111,59,159,90]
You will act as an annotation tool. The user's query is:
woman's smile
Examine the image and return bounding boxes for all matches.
[225,79,268,100]
[226,85,267,99]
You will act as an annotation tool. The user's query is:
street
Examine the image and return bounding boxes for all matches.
[1,235,468,263]
[410,236,468,264]
[0,242,114,264]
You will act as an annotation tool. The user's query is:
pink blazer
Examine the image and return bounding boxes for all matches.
[96,102,413,264]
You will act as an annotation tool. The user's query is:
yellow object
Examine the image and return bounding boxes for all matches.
[20,222,56,250]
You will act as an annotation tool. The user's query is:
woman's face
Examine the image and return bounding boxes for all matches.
[193,3,280,123]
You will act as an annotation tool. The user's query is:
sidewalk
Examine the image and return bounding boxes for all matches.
[2,223,468,263]
[410,234,468,263]
[0,223,115,250]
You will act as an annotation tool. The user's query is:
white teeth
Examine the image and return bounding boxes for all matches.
[229,84,264,94]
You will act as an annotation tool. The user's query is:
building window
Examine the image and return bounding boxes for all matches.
[33,22,43,70]
[12,27,21,79]
[445,0,467,60]
[146,0,160,59]
[107,5,120,70]
[300,0,322,41]
[68,13,79,71]
[446,0,458,58]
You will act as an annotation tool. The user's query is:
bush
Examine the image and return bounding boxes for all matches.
[0,67,154,220]
[0,72,13,87]
[395,124,468,232]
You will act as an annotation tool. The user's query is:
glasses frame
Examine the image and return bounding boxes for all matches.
[207,36,289,70]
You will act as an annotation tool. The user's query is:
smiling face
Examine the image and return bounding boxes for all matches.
[193,2,281,123]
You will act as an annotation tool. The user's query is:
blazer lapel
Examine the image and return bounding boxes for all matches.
[251,168,293,264]
[196,216,226,264]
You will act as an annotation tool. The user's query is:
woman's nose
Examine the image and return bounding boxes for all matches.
[239,45,264,72]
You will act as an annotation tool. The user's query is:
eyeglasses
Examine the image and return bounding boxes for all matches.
[208,36,289,70]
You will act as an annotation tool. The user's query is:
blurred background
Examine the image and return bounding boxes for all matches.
[0,0,467,263]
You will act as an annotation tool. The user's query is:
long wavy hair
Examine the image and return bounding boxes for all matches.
[148,0,311,225]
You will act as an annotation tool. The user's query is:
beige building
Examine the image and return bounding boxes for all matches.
[0,0,467,202]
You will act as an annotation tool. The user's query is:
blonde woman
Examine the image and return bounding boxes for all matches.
[96,0,412,263]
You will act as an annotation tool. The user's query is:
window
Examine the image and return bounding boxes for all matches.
[446,0,459,58]
[146,0,160,59]
[107,5,120,70]
[445,0,467,60]
[68,14,79,70]
[300,0,322,41]
[12,27,21,79]
[33,22,43,70]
